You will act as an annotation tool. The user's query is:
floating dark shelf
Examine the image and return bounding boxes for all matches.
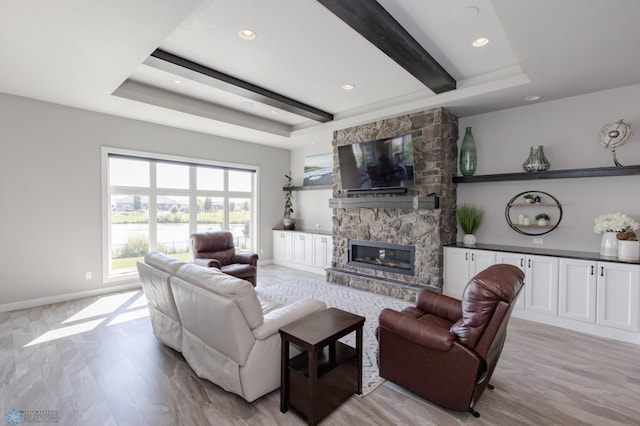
[283,185,332,191]
[452,165,640,183]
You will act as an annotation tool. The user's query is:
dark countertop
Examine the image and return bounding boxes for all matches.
[272,226,332,236]
[445,242,640,265]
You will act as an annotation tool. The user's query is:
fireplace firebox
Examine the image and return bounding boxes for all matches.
[348,240,415,276]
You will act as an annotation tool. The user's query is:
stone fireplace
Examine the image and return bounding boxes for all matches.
[326,108,458,301]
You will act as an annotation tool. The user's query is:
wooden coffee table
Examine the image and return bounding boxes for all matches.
[279,307,365,425]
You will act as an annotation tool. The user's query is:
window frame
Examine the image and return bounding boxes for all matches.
[101,147,259,283]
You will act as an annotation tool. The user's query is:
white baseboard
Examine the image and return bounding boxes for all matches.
[0,282,143,313]
[271,260,326,276]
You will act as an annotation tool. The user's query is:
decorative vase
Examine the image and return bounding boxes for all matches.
[283,218,296,230]
[600,232,618,257]
[459,127,477,176]
[522,145,550,172]
[462,234,477,245]
[618,240,640,261]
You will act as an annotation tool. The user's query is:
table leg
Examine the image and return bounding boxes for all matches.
[308,348,318,426]
[356,326,363,395]
[280,338,289,413]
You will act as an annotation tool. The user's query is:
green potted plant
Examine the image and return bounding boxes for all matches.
[456,204,484,245]
[523,193,534,203]
[283,173,295,230]
[535,213,550,226]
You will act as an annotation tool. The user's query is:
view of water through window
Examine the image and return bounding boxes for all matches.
[107,154,255,277]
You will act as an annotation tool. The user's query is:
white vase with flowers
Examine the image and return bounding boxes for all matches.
[593,213,640,257]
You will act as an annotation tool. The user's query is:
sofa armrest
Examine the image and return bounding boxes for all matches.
[233,252,259,266]
[415,289,462,323]
[252,299,327,340]
[194,258,221,269]
[379,308,455,351]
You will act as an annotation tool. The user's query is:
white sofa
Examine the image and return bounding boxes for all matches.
[137,251,327,402]
[137,251,185,352]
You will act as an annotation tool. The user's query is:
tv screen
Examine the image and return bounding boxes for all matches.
[338,133,414,191]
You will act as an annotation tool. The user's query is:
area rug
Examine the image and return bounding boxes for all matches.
[256,279,412,396]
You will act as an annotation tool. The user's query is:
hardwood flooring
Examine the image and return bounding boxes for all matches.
[2,264,640,425]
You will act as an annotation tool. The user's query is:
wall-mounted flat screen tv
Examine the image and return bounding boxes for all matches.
[338,133,414,191]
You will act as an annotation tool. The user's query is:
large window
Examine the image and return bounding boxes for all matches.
[103,149,257,280]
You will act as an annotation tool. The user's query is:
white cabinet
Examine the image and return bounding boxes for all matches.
[559,258,597,323]
[597,261,640,332]
[292,233,313,264]
[272,230,332,274]
[273,231,293,263]
[524,255,559,316]
[495,251,526,309]
[495,252,558,315]
[312,235,333,269]
[443,247,495,299]
[446,245,640,344]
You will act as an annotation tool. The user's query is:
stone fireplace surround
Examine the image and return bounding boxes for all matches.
[326,108,458,301]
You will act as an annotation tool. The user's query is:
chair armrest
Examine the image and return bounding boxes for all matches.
[233,252,259,266]
[416,289,462,323]
[379,308,455,351]
[194,258,221,269]
[252,299,327,340]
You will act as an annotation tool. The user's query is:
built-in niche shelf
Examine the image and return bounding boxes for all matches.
[328,195,439,210]
[452,165,640,183]
[283,185,332,191]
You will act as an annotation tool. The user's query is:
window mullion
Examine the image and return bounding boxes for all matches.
[148,163,158,251]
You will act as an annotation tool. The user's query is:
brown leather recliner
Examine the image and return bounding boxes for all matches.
[378,264,524,417]
[191,231,258,286]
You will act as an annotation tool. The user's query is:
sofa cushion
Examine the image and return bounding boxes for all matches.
[175,263,263,329]
[257,296,284,316]
[221,263,256,279]
[144,250,186,274]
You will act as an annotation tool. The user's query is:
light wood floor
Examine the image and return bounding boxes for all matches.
[2,264,640,425]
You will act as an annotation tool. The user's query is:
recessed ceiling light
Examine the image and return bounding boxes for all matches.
[524,95,541,102]
[270,110,278,115]
[239,29,256,40]
[173,79,182,85]
[240,101,254,107]
[341,84,354,90]
[472,37,490,47]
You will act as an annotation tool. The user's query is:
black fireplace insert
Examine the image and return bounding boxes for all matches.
[348,240,415,275]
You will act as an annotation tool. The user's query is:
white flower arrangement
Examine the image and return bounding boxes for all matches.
[593,213,640,234]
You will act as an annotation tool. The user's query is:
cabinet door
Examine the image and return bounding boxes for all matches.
[443,247,469,299]
[496,251,526,309]
[284,232,295,261]
[469,249,495,277]
[311,235,328,269]
[524,255,558,316]
[273,231,289,262]
[558,258,597,323]
[324,236,333,268]
[597,262,640,331]
[293,233,314,265]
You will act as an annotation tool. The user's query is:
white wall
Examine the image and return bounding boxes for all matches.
[458,83,640,251]
[289,134,334,232]
[0,93,289,309]
[289,83,640,253]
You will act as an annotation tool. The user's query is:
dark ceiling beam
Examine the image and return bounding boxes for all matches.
[317,0,456,94]
[146,49,334,123]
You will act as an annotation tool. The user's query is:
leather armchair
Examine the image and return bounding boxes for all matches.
[378,264,524,417]
[191,231,258,286]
